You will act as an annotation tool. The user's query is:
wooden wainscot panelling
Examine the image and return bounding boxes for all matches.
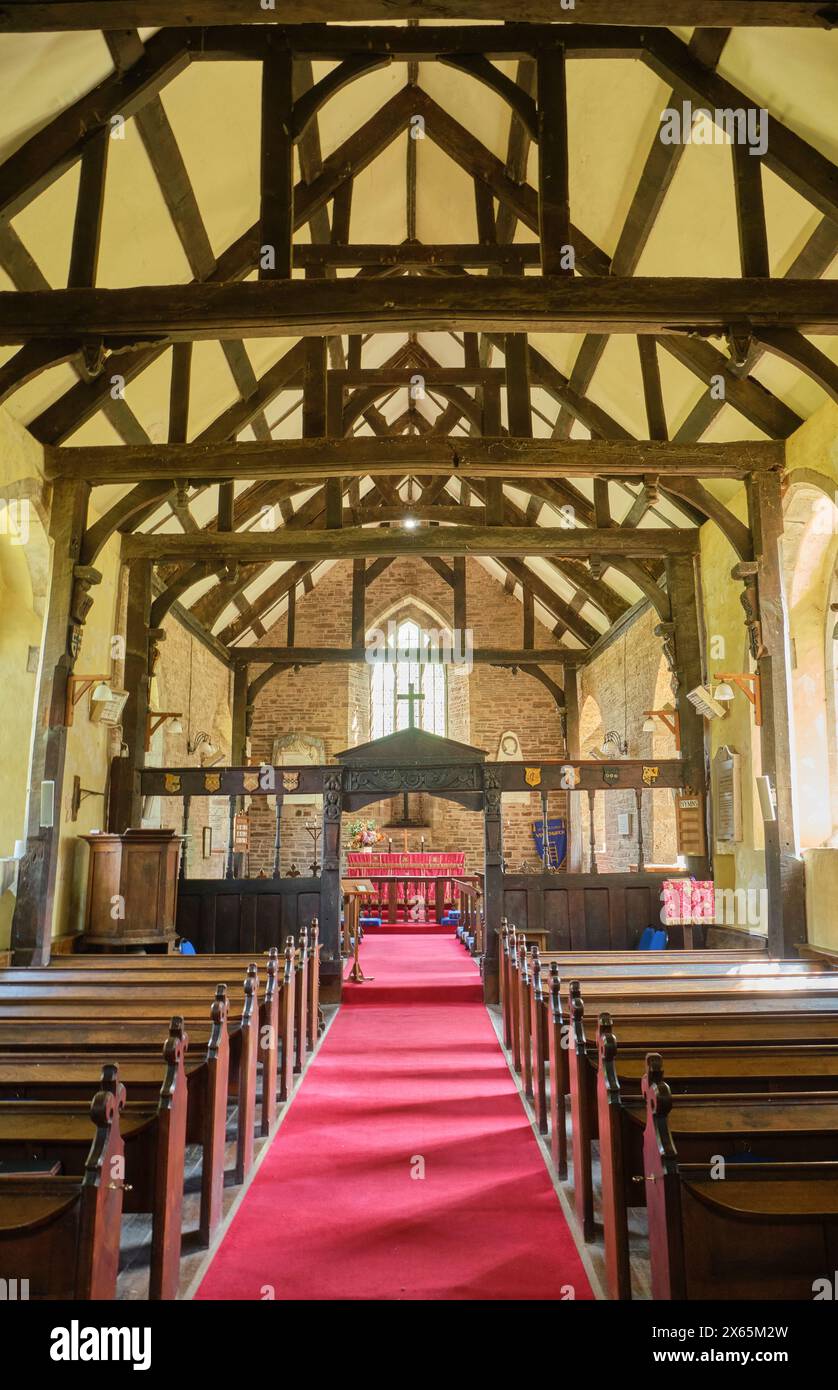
[176,878,321,955]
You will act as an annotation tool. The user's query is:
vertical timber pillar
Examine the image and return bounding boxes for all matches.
[112,559,153,833]
[482,766,503,1003]
[12,479,93,964]
[747,470,806,956]
[564,664,584,873]
[320,767,344,1001]
[231,663,249,767]
[664,555,711,880]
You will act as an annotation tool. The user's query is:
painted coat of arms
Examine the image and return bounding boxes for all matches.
[524,766,542,788]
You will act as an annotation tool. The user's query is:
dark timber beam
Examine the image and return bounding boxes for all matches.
[260,48,294,280]
[121,524,700,563]
[6,277,836,344]
[231,646,576,667]
[536,41,571,278]
[48,435,783,484]
[1,6,834,30]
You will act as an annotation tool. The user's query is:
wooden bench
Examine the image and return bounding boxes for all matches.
[0,1066,125,1300]
[0,1028,188,1301]
[597,1018,838,1299]
[519,947,833,1138]
[641,1053,838,1300]
[565,982,838,1243]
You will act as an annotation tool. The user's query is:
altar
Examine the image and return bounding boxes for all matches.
[346,851,467,923]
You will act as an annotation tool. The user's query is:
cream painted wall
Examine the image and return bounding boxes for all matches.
[0,403,126,948]
[784,400,838,946]
[697,397,838,944]
[699,489,768,932]
[0,408,47,949]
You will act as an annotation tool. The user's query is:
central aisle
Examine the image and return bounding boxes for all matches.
[195,933,594,1301]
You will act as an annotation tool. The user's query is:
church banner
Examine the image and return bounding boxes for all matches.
[532,818,567,869]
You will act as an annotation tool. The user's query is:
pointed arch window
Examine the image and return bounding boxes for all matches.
[370,619,447,740]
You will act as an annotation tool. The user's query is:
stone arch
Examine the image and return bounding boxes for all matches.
[782,477,838,847]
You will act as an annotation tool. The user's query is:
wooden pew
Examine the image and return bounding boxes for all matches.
[641,1053,838,1300]
[566,982,838,1243]
[597,1019,838,1300]
[499,924,771,1066]
[0,988,230,1249]
[0,1067,125,1300]
[518,945,831,1148]
[3,938,299,1120]
[0,1026,188,1301]
[30,935,303,1099]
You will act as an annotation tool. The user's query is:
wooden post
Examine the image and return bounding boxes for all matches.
[541,790,550,870]
[231,663,248,767]
[565,665,584,872]
[537,43,571,277]
[351,558,366,647]
[271,798,282,878]
[482,766,504,1003]
[732,144,769,280]
[319,768,344,999]
[587,790,597,874]
[225,796,237,880]
[505,333,532,437]
[112,558,153,833]
[453,556,467,635]
[11,479,92,964]
[635,788,645,872]
[746,470,806,955]
[260,47,293,280]
[69,129,108,289]
[180,795,191,881]
[664,555,711,879]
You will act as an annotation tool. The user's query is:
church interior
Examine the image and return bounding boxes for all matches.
[1,0,838,1323]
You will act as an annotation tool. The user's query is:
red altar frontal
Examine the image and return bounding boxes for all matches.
[346,852,467,923]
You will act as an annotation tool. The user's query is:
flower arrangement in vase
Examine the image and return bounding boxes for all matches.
[349,819,384,852]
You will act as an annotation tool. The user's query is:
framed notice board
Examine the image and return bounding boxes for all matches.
[676,792,707,858]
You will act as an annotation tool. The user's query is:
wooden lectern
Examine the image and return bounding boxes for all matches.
[80,828,182,952]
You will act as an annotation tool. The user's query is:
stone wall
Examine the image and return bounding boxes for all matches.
[246,557,567,876]
[578,608,679,874]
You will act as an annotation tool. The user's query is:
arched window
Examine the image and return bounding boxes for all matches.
[370,619,447,739]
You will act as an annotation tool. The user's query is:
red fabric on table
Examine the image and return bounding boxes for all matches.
[195,933,593,1302]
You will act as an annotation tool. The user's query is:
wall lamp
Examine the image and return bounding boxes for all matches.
[187,730,217,758]
[712,672,762,727]
[641,708,681,751]
[65,674,113,727]
[145,711,183,751]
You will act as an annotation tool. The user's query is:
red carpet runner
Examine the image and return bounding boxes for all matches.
[195,933,594,1301]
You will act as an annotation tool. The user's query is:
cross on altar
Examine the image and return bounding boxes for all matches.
[397,681,425,730]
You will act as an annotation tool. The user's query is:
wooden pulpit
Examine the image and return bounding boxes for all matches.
[80,828,182,952]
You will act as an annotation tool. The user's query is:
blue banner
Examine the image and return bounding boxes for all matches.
[532,817,567,869]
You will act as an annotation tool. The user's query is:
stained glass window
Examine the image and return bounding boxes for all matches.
[370,620,447,740]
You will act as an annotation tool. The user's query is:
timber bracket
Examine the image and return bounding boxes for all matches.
[653,620,678,688]
[730,559,766,660]
[68,564,102,662]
